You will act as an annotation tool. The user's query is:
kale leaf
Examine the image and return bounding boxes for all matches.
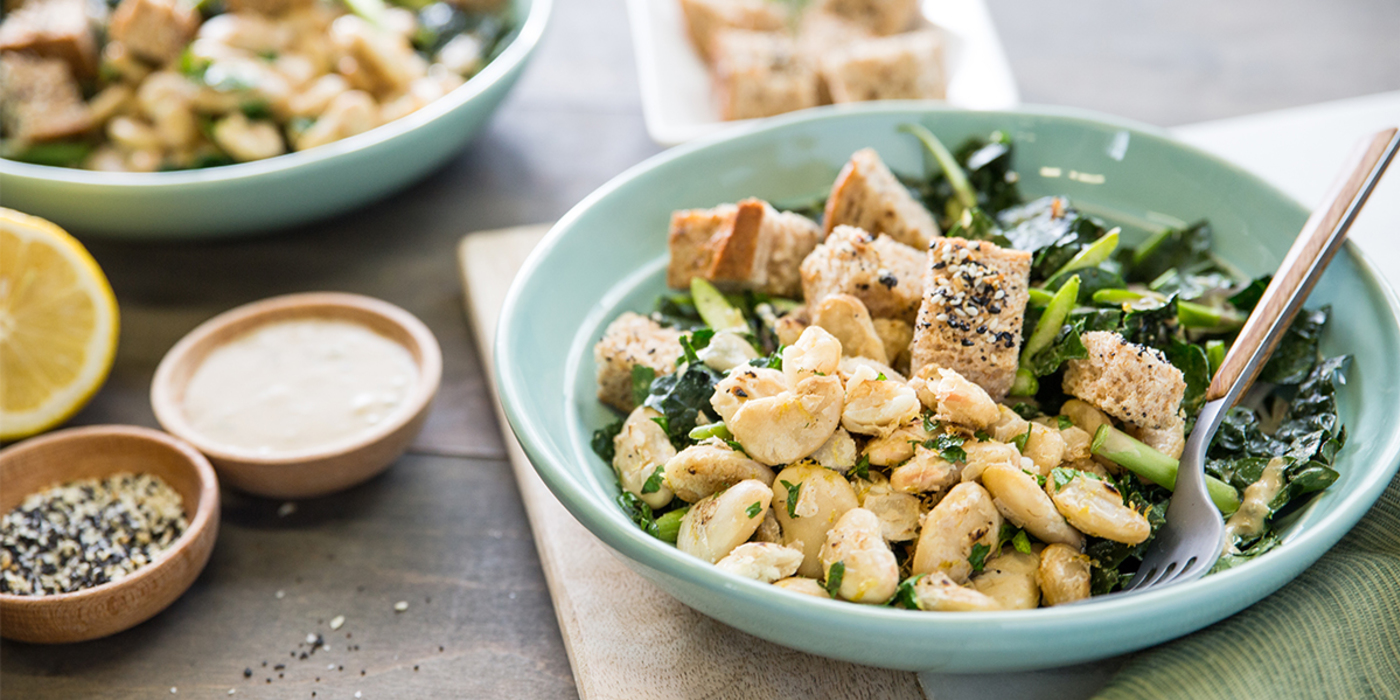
[643,362,722,449]
[1022,318,1089,377]
[1125,221,1213,283]
[1258,307,1329,385]
[591,418,625,463]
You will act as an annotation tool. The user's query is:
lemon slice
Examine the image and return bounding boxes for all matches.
[0,209,119,441]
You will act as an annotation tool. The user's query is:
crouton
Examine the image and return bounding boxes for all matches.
[821,29,945,104]
[0,0,99,78]
[711,29,819,121]
[799,225,925,323]
[1062,331,1186,430]
[109,0,201,64]
[812,0,918,35]
[794,9,873,103]
[812,294,886,363]
[679,0,787,64]
[0,53,91,142]
[594,312,685,413]
[667,198,821,297]
[910,238,1031,399]
[1127,413,1186,458]
[823,148,940,250]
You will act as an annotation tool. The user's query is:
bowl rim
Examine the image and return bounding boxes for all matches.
[150,291,443,465]
[0,424,220,605]
[496,102,1400,636]
[0,0,552,186]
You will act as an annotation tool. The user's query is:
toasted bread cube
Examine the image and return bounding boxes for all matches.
[910,238,1031,400]
[824,147,940,250]
[794,9,873,103]
[667,204,738,291]
[822,29,945,104]
[0,0,99,78]
[594,312,685,412]
[1063,331,1185,430]
[110,0,201,64]
[667,198,821,297]
[712,29,819,120]
[812,0,919,35]
[679,0,787,64]
[799,225,925,323]
[0,53,91,142]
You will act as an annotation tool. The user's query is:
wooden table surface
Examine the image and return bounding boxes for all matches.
[3,0,1397,697]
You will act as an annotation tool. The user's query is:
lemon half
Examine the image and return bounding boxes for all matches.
[0,208,119,441]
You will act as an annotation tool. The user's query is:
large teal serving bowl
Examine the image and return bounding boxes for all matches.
[496,103,1400,672]
[0,0,549,240]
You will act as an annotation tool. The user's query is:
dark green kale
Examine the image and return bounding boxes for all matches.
[1258,307,1329,385]
[591,418,625,463]
[999,197,1111,280]
[1124,221,1213,283]
[1021,317,1089,378]
[643,362,722,449]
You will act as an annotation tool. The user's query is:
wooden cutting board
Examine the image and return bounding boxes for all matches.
[459,225,924,700]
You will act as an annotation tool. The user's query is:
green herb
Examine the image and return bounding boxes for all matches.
[1050,467,1077,490]
[974,430,991,442]
[749,349,783,370]
[630,365,656,407]
[643,362,722,448]
[782,480,801,518]
[876,372,888,381]
[745,501,762,519]
[1012,430,1030,453]
[889,574,926,609]
[1011,403,1041,420]
[1056,416,1073,430]
[1022,468,1046,487]
[724,439,750,457]
[649,415,670,434]
[641,466,665,494]
[922,413,938,434]
[4,141,93,168]
[919,433,966,463]
[177,49,211,80]
[967,543,991,573]
[617,492,658,538]
[1011,530,1033,555]
[850,454,871,481]
[591,418,624,462]
[824,561,846,597]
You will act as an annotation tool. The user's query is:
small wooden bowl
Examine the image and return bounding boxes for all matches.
[0,425,220,643]
[150,292,442,499]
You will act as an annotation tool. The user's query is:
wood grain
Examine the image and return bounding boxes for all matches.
[1206,127,1399,401]
[0,426,220,644]
[459,225,924,700]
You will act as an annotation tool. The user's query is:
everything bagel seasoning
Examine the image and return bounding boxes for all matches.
[1,473,187,595]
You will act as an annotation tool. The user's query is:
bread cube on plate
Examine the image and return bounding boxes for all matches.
[800,225,925,323]
[822,29,946,103]
[812,0,920,36]
[712,29,820,121]
[1062,331,1186,430]
[910,237,1031,400]
[679,0,787,64]
[595,312,685,412]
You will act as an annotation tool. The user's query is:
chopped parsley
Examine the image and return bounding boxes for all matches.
[850,454,871,481]
[968,542,992,573]
[631,365,656,406]
[876,372,888,381]
[641,466,665,494]
[974,429,992,441]
[1011,403,1041,420]
[1012,430,1030,452]
[923,433,968,463]
[889,573,925,609]
[1011,530,1033,555]
[1057,415,1074,430]
[650,415,670,434]
[824,561,846,597]
[781,480,801,518]
[745,501,762,519]
[725,439,750,456]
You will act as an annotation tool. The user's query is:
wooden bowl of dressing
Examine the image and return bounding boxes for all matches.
[0,425,220,643]
[151,292,442,499]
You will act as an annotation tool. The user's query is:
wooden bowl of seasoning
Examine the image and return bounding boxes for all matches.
[151,292,442,499]
[0,425,220,643]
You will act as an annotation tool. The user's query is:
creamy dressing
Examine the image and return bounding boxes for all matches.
[183,319,418,454]
[1224,456,1288,549]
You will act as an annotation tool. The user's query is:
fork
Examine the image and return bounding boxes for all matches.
[1121,126,1400,594]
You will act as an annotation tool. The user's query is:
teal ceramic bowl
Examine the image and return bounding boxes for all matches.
[0,0,549,240]
[496,103,1400,672]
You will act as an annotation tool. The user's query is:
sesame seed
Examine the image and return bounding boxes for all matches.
[394,601,409,612]
[330,615,345,630]
[277,502,297,517]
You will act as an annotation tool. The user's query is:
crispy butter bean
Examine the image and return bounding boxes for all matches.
[1038,543,1091,606]
[715,542,803,583]
[861,417,932,466]
[725,375,843,466]
[1021,423,1066,475]
[889,446,958,494]
[820,508,898,603]
[773,576,830,598]
[911,571,1000,612]
[773,464,859,578]
[911,482,1002,584]
[663,438,773,503]
[612,406,676,509]
[812,294,887,363]
[979,463,1082,548]
[987,404,1030,443]
[841,363,920,437]
[1049,472,1150,545]
[970,546,1040,610]
[782,325,841,386]
[676,480,772,564]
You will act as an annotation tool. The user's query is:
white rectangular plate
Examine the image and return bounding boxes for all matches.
[626,0,1022,146]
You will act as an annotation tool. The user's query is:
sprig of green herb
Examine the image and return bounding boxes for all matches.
[745,501,762,519]
[641,466,665,494]
[781,480,801,518]
[968,542,991,573]
[824,561,846,597]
